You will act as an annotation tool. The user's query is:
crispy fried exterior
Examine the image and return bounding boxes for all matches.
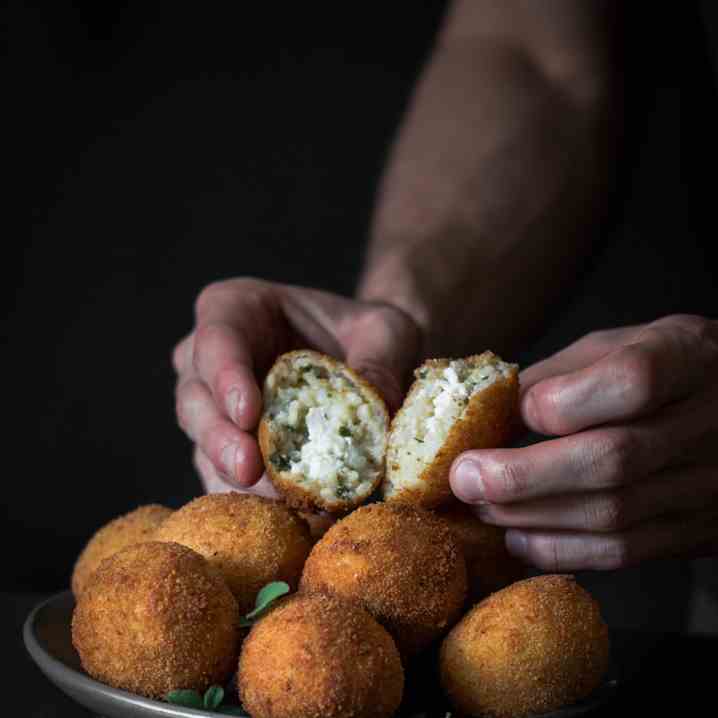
[238,592,403,718]
[154,493,312,614]
[297,510,337,544]
[71,504,173,598]
[384,358,519,508]
[300,503,467,656]
[440,575,610,718]
[434,501,525,602]
[259,350,389,514]
[72,541,239,699]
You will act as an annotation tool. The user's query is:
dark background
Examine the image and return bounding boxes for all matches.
[10,1,718,595]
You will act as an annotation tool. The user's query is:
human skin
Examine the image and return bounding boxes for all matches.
[450,316,718,570]
[173,0,616,497]
[173,2,718,570]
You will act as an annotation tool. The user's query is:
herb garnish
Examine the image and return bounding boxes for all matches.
[239,581,291,627]
[338,425,352,438]
[166,685,248,715]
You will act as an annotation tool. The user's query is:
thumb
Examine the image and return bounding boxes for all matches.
[344,304,421,413]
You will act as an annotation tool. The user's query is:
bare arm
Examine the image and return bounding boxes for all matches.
[358,0,620,357]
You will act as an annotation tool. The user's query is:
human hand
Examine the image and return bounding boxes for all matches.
[450,315,718,570]
[172,278,421,496]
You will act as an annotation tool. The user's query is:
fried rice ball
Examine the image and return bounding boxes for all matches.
[298,510,337,543]
[154,492,312,614]
[72,541,239,699]
[238,592,403,718]
[300,503,467,656]
[259,350,389,513]
[434,501,525,602]
[71,504,173,597]
[440,575,610,718]
[382,353,519,508]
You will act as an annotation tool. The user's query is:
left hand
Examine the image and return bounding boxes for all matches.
[450,314,718,571]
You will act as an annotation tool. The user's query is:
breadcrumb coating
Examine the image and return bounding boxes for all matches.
[300,503,467,656]
[72,541,239,699]
[434,501,525,602]
[71,504,173,598]
[440,575,610,718]
[238,592,403,718]
[154,492,312,613]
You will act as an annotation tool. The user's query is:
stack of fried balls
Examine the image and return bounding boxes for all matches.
[71,350,610,718]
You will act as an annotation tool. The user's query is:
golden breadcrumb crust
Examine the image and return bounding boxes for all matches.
[72,541,239,699]
[297,510,337,544]
[259,350,389,514]
[440,574,610,718]
[238,592,403,718]
[154,492,312,614]
[71,504,173,598]
[434,501,525,602]
[383,355,519,509]
[300,503,467,656]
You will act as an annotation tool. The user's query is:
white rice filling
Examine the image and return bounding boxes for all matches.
[266,358,384,502]
[385,357,515,496]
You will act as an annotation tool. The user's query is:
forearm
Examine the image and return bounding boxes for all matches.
[358,1,619,358]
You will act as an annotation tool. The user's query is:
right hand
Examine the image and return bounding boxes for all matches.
[172,278,421,497]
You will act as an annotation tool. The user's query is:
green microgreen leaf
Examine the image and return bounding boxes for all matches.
[204,685,224,710]
[239,581,290,627]
[166,689,204,708]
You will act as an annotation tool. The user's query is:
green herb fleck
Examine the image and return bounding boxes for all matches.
[336,474,352,499]
[270,453,291,472]
[418,369,428,379]
[415,437,424,443]
[239,581,291,627]
[167,685,249,715]
[167,689,203,709]
[338,425,352,438]
[204,685,224,710]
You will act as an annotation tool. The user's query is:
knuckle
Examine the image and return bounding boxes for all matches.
[585,494,629,532]
[529,535,564,572]
[586,430,637,488]
[194,281,229,318]
[494,461,530,501]
[663,313,711,338]
[615,345,658,412]
[597,535,632,570]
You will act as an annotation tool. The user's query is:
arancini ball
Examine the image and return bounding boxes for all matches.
[72,541,239,699]
[300,502,467,656]
[154,492,312,613]
[238,592,403,718]
[382,353,518,508]
[434,501,525,601]
[71,504,173,597]
[440,574,610,718]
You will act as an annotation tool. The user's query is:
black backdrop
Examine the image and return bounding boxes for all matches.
[10,2,718,594]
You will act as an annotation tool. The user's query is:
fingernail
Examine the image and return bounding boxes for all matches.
[505,530,528,559]
[221,443,240,481]
[452,459,486,504]
[226,389,242,424]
